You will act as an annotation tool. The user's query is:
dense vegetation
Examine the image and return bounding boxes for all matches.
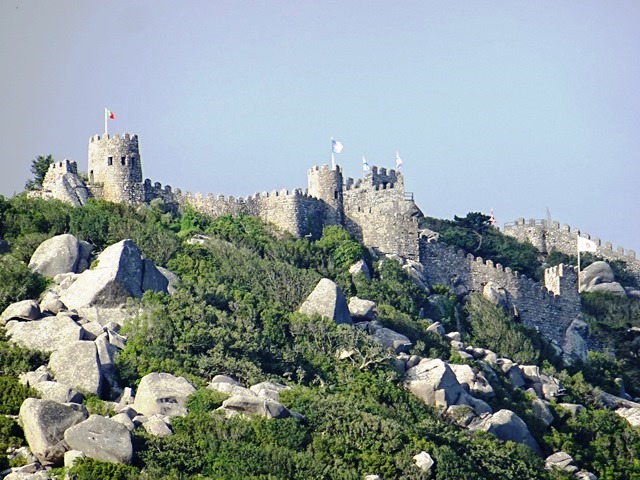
[1,195,640,478]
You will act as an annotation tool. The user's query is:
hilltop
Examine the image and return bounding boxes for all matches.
[0,143,639,478]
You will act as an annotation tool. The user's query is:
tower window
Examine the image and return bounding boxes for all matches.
[121,157,126,165]
[107,156,113,166]
[334,190,338,199]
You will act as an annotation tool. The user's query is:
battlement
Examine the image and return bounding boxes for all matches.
[504,218,637,262]
[419,240,581,346]
[47,159,78,175]
[89,133,138,144]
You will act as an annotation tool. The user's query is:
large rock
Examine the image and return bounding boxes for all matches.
[349,259,371,281]
[371,327,412,354]
[545,451,577,473]
[157,266,179,294]
[208,376,255,398]
[518,365,565,400]
[468,409,542,455]
[32,381,83,404]
[133,372,195,418]
[0,300,41,325]
[299,278,352,325]
[616,407,640,427]
[562,318,589,364]
[413,451,434,472]
[249,381,290,401]
[6,315,82,353]
[19,398,88,466]
[219,395,290,419]
[348,297,376,321]
[482,281,508,309]
[64,415,132,464]
[43,171,90,207]
[586,281,627,297]
[580,261,615,291]
[449,364,494,399]
[48,341,103,396]
[28,234,82,278]
[59,239,167,310]
[95,333,122,400]
[404,358,492,415]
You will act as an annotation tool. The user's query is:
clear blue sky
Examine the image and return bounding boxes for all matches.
[1,1,638,252]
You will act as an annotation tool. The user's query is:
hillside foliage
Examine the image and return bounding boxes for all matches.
[0,196,639,478]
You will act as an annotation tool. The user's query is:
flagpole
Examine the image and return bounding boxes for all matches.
[104,108,107,136]
[578,249,581,293]
[577,236,581,293]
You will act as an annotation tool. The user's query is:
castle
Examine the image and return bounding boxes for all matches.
[38,131,637,362]
[37,132,423,260]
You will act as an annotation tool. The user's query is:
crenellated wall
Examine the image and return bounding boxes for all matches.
[420,241,581,345]
[504,218,640,284]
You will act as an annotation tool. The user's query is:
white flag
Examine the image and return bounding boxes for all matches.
[332,139,344,154]
[395,151,403,169]
[362,156,370,173]
[577,236,597,253]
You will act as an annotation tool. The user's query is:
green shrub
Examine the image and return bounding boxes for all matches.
[67,457,141,480]
[0,255,48,312]
[464,294,539,364]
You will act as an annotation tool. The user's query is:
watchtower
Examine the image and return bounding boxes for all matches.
[87,133,143,204]
[307,164,344,225]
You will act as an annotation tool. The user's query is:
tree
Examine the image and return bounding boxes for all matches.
[24,154,54,191]
[453,212,491,252]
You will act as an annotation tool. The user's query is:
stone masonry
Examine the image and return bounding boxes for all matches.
[420,241,581,345]
[504,218,640,284]
[37,133,422,259]
[34,132,601,351]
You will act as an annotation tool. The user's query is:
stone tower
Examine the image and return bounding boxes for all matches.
[87,133,143,204]
[307,164,344,225]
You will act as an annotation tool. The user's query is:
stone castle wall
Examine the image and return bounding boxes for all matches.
[504,218,640,284]
[420,241,581,344]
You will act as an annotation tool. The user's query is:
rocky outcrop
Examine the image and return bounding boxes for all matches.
[133,373,195,418]
[449,364,494,399]
[59,239,168,310]
[468,409,542,455]
[580,261,615,291]
[299,278,352,325]
[28,234,91,278]
[19,399,88,466]
[404,358,492,415]
[64,415,133,464]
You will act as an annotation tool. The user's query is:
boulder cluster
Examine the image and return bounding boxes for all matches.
[580,260,640,298]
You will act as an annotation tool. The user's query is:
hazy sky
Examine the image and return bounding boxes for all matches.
[1,1,638,252]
